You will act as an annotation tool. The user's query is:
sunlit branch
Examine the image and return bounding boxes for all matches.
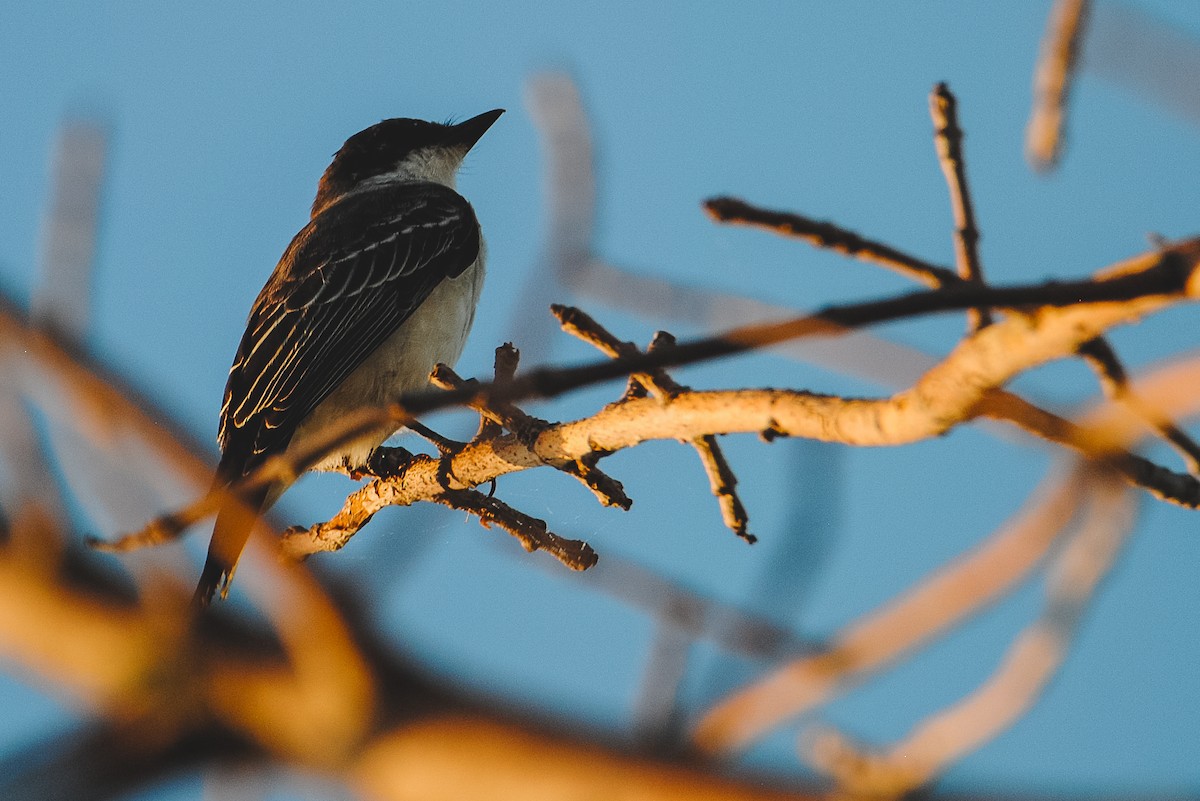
[435,486,598,570]
[282,275,1200,564]
[430,354,631,511]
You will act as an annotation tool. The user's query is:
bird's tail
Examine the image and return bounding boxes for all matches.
[193,476,273,607]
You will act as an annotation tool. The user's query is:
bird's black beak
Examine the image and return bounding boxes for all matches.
[452,109,505,150]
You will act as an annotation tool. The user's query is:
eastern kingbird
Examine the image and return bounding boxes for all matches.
[196,109,504,605]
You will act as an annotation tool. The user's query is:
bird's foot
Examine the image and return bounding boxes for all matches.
[355,446,415,480]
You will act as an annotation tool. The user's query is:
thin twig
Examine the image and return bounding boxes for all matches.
[974,388,1197,505]
[930,82,992,330]
[429,363,542,438]
[563,453,631,510]
[704,197,956,289]
[688,437,751,542]
[87,511,196,552]
[482,343,520,439]
[430,360,631,510]
[649,333,753,543]
[1027,0,1092,171]
[1078,338,1200,473]
[436,487,597,570]
[552,304,678,393]
[553,305,755,542]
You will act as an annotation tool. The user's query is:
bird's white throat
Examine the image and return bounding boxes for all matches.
[359,146,464,191]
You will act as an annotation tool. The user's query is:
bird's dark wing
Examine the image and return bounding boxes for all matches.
[217,181,480,477]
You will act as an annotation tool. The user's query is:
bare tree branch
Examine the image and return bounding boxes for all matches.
[109,243,1169,564]
[707,193,1200,483]
[430,354,631,510]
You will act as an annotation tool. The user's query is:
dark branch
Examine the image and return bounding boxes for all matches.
[704,196,956,288]
[931,82,993,330]
[436,487,598,570]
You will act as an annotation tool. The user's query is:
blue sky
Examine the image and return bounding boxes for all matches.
[3,2,1200,797]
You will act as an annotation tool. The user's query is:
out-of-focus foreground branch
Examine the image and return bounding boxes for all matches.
[6,288,1198,800]
[0,296,825,801]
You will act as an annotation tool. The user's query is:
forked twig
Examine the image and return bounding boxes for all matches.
[430,349,631,510]
[708,192,1200,479]
[552,305,755,542]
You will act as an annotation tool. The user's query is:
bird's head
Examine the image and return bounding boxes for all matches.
[312,108,504,216]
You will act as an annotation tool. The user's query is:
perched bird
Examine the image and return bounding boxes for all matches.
[196,109,504,605]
